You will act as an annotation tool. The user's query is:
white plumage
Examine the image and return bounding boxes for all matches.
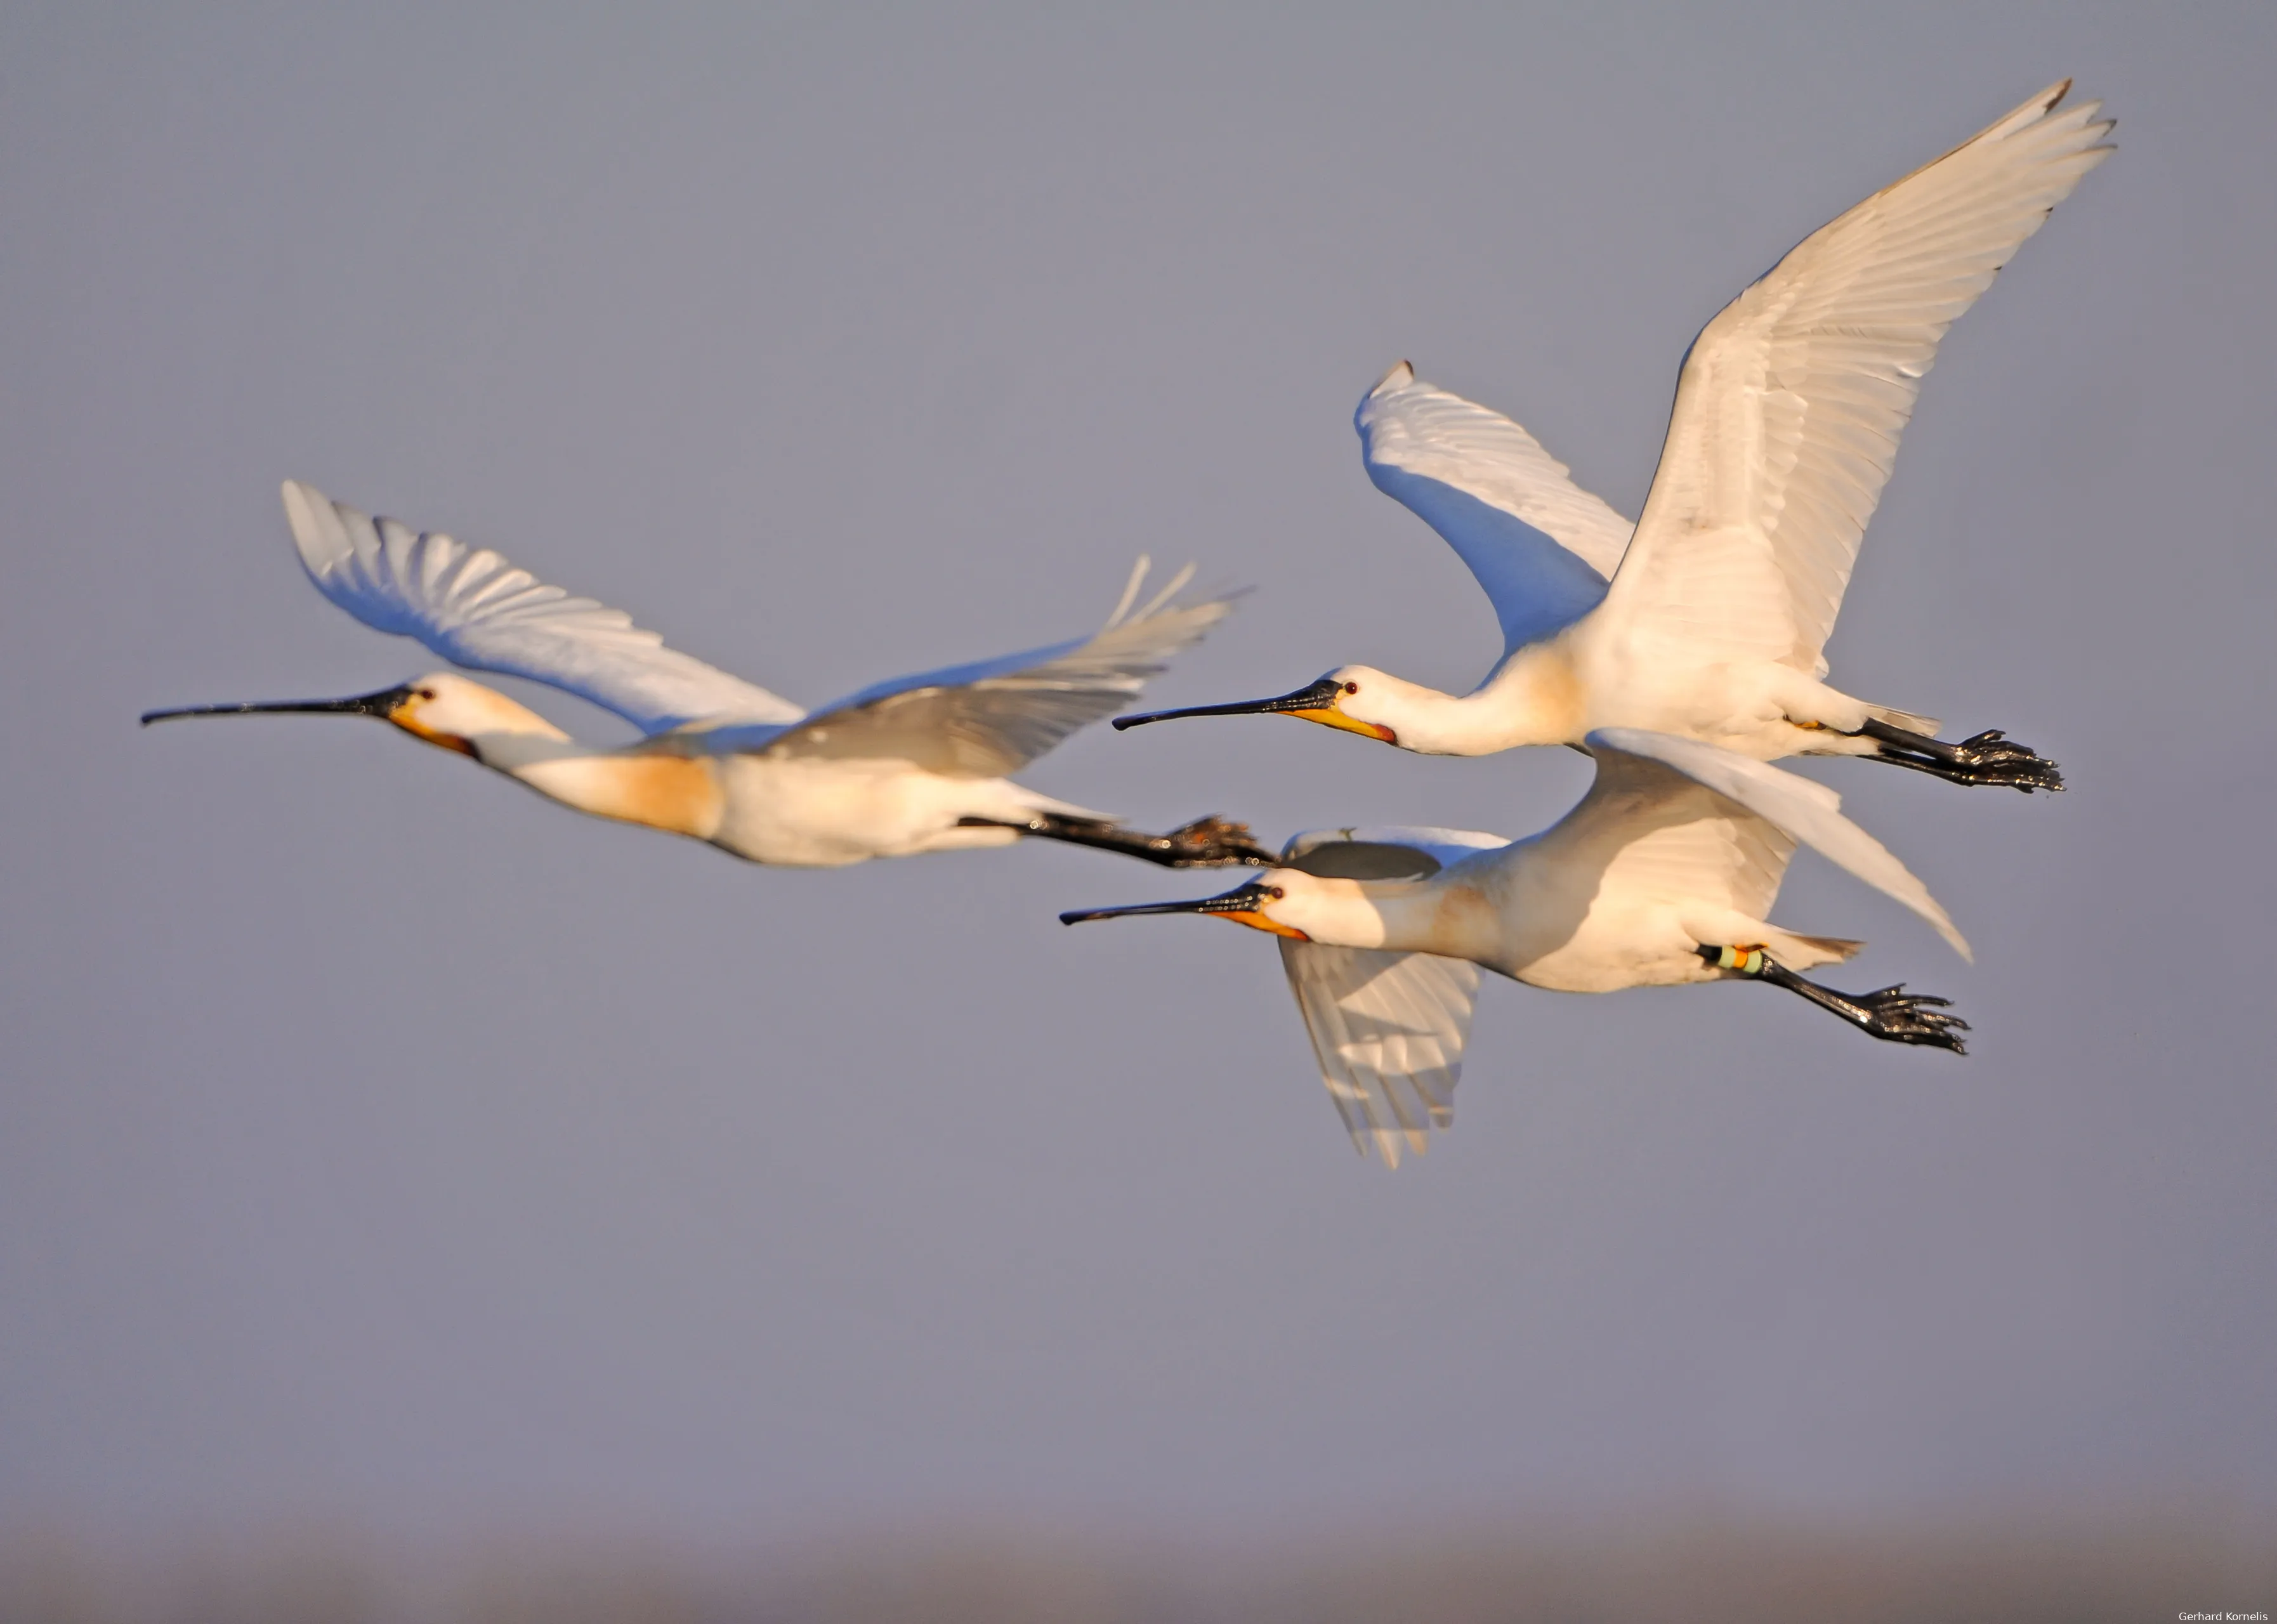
[1120,83,2111,792]
[146,483,1268,872]
[1278,943,1481,1170]
[1608,82,2114,677]
[1356,367,1629,652]
[1067,732,1971,1166]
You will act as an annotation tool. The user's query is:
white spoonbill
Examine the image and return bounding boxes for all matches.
[1064,730,1971,1165]
[1118,82,2113,792]
[143,481,1273,870]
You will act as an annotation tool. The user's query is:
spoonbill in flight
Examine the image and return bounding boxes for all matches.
[1064,730,1971,1165]
[1117,83,2112,792]
[144,481,1273,870]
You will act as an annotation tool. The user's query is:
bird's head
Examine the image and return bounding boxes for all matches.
[1112,666,1410,745]
[141,670,551,761]
[1060,869,1374,943]
[382,672,553,756]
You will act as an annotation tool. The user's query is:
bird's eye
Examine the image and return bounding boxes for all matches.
[417,688,437,700]
[1343,681,1360,695]
[1267,886,1285,900]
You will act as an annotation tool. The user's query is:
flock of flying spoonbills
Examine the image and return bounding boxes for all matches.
[147,82,2113,1165]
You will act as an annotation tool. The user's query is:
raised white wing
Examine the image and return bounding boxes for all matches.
[1589,728,1969,958]
[1278,941,1483,1169]
[695,562,1236,774]
[1357,362,1632,656]
[282,481,804,734]
[1600,82,2113,674]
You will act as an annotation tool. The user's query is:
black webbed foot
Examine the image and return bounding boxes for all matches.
[1842,984,1971,1052]
[1156,814,1278,867]
[1856,719,2064,793]
[1705,945,1971,1054]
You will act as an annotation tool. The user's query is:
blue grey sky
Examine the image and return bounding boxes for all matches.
[3,5,2271,1545]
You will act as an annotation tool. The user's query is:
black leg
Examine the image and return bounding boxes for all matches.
[1854,718,2063,794]
[1698,945,1969,1052]
[960,812,1278,868]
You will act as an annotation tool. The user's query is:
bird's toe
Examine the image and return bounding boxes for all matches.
[1162,814,1277,867]
[1853,985,1971,1051]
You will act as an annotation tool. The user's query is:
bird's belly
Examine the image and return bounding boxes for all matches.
[1576,652,1791,758]
[1502,903,1703,993]
[709,757,976,867]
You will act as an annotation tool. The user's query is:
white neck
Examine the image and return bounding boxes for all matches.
[469,728,726,842]
[1286,875,1501,962]
[1362,643,1583,755]
[1465,641,1585,747]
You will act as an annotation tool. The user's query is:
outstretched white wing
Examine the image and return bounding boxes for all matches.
[1357,362,1633,655]
[1599,82,2113,674]
[282,481,804,733]
[1590,728,1969,959]
[1276,823,1508,1167]
[1278,942,1483,1170]
[695,563,1237,775]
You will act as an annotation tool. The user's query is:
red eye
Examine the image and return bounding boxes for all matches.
[417,688,437,700]
[1343,681,1360,695]
[1267,886,1285,900]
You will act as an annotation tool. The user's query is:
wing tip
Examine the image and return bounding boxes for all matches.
[1114,580,1249,652]
[279,476,322,526]
[279,477,353,576]
[1355,360,1419,431]
[2026,80,2118,153]
[1355,1127,1428,1169]
[2038,79,2117,150]
[1107,559,1252,635]
[1860,79,2115,207]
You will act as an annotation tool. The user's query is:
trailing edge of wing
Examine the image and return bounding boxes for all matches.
[696,560,1237,773]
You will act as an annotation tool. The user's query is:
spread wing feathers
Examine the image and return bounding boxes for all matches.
[281,481,804,733]
[1278,940,1483,1169]
[1603,82,2113,674]
[1540,738,1801,926]
[1357,362,1631,655]
[703,560,1237,774]
[1282,823,1513,879]
[1589,728,1971,959]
